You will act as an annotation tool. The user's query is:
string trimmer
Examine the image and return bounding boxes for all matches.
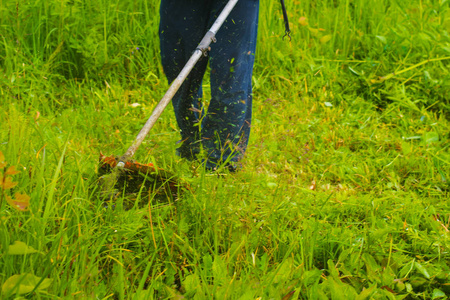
[98,0,239,198]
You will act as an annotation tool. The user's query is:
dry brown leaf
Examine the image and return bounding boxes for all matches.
[5,166,20,176]
[6,193,30,211]
[0,151,5,168]
[1,176,18,190]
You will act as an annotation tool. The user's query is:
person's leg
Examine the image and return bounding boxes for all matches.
[159,0,212,158]
[201,0,259,168]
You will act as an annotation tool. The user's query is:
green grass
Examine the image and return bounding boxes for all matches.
[1,0,450,298]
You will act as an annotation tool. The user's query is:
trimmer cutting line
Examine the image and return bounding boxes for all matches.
[98,0,239,197]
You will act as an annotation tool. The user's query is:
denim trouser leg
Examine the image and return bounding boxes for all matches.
[159,0,259,166]
[159,0,211,158]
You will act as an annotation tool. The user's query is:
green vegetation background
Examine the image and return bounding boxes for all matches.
[1,0,450,298]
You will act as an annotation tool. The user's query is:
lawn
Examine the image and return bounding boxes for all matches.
[1,0,450,298]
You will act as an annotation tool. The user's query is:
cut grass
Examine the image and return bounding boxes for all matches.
[1,0,450,298]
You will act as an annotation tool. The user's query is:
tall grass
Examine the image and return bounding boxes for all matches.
[1,0,450,298]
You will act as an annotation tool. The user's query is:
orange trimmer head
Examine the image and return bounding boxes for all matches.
[98,153,186,205]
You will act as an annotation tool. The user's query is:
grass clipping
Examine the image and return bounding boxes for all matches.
[97,153,187,208]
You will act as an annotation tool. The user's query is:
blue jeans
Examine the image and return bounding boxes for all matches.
[159,0,259,168]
